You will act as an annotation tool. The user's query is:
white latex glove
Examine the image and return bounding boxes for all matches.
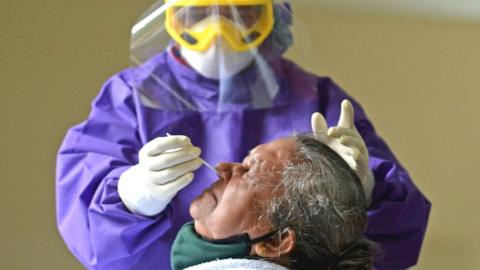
[118,135,203,216]
[311,100,375,202]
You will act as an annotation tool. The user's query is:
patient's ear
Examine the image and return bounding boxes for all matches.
[253,228,296,258]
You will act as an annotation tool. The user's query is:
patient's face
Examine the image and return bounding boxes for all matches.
[190,138,296,240]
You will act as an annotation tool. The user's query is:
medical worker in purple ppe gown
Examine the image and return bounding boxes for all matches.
[56,0,430,269]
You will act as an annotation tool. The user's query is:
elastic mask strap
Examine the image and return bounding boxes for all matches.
[199,227,286,245]
[245,227,289,257]
[199,233,250,244]
[247,229,282,245]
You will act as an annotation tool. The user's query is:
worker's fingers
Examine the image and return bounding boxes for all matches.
[338,136,364,160]
[338,152,357,171]
[150,173,195,200]
[346,148,360,169]
[141,136,192,157]
[337,100,355,129]
[311,112,328,136]
[327,127,358,139]
[142,146,201,171]
[147,158,202,185]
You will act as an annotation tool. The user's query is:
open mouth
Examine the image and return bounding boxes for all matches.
[204,187,218,205]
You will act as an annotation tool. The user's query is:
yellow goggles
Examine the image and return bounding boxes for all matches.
[165,0,274,52]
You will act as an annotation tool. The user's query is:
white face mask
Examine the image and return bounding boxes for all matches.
[179,16,255,80]
[181,40,255,80]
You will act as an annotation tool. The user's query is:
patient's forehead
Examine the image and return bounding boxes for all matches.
[244,138,297,166]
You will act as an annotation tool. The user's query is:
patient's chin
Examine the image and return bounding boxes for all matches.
[190,194,216,238]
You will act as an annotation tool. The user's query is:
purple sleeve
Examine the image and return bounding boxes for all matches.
[55,77,172,269]
[319,79,431,270]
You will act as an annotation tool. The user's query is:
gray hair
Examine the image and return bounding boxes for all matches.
[265,134,377,270]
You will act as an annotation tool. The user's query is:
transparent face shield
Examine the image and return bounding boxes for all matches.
[130,0,294,112]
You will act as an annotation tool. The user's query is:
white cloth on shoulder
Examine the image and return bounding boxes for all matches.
[184,258,290,270]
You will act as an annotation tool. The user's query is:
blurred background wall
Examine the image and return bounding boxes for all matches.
[1,0,479,269]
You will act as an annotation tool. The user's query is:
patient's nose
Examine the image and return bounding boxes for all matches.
[232,163,248,176]
[216,162,233,181]
[216,162,248,183]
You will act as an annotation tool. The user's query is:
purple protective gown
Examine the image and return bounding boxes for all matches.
[56,50,430,270]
